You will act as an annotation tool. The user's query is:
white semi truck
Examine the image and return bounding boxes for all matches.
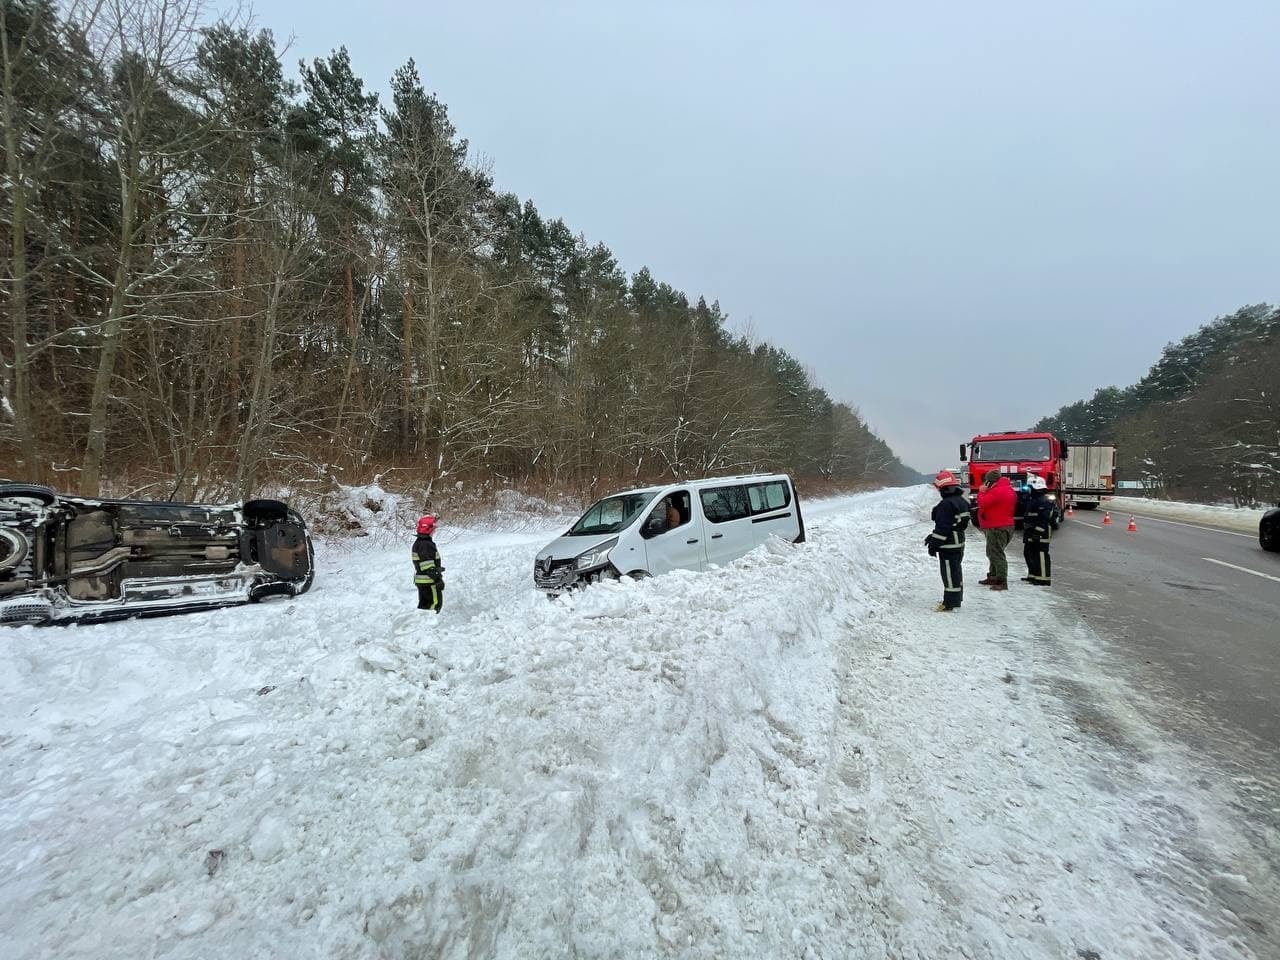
[1063,443,1117,510]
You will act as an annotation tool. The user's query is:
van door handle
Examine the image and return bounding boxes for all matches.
[686,538,699,545]
[711,534,723,540]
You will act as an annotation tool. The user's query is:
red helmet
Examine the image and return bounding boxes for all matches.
[933,470,959,490]
[416,515,437,535]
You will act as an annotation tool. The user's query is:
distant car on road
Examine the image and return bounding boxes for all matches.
[0,483,314,624]
[1261,503,1280,553]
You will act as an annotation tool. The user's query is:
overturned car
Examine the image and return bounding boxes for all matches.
[0,483,314,625]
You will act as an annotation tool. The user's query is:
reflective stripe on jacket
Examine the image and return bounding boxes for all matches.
[1022,495,1054,543]
[928,490,971,550]
[412,535,443,584]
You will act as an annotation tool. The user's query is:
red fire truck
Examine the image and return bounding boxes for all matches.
[958,431,1068,526]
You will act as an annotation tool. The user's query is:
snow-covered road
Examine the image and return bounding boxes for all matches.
[0,487,1272,959]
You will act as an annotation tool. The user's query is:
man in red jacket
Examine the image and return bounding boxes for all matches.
[976,469,1016,591]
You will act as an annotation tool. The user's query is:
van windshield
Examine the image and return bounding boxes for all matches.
[973,439,1051,462]
[567,492,657,536]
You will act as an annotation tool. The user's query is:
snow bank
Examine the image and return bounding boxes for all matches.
[0,487,1271,958]
[1108,496,1268,533]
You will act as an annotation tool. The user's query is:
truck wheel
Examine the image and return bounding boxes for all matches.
[1077,502,1098,511]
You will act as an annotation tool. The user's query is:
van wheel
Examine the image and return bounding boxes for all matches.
[626,570,650,581]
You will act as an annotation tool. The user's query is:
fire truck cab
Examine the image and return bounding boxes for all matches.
[959,431,1068,526]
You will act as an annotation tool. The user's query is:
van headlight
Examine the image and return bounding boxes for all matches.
[575,538,617,570]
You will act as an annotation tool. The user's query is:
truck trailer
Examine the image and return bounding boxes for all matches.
[1062,443,1117,509]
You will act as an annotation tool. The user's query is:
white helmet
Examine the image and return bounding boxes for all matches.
[1026,475,1047,491]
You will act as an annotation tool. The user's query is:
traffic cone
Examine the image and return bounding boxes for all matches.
[1066,503,1074,518]
[1127,516,1137,533]
[1102,511,1112,526]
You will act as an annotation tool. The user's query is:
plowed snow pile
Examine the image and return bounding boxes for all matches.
[0,487,1272,959]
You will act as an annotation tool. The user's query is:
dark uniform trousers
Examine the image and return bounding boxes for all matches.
[1022,496,1053,585]
[1023,538,1051,584]
[417,582,443,612]
[938,549,964,607]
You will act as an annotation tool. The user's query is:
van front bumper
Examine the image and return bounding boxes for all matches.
[533,559,617,595]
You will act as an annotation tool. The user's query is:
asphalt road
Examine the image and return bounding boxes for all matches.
[1053,506,1280,748]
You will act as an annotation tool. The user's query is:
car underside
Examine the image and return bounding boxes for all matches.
[0,484,314,625]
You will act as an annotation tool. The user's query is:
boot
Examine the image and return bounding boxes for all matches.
[978,576,997,586]
[1021,576,1035,583]
[989,580,1008,591]
[934,602,958,613]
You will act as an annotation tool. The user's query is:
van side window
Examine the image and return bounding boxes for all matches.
[700,486,749,523]
[747,481,791,514]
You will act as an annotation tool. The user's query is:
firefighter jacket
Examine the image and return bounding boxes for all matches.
[412,535,443,585]
[926,489,971,554]
[1022,494,1054,544]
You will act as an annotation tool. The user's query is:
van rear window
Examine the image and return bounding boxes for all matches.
[702,481,790,522]
[747,481,790,513]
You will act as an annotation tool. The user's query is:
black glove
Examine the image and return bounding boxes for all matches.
[927,542,938,557]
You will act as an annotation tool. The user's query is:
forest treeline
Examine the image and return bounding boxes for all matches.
[1034,304,1279,506]
[0,0,913,502]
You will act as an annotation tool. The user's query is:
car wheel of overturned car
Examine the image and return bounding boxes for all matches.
[243,498,291,522]
[1261,524,1278,553]
[0,483,57,506]
[0,597,55,624]
[0,527,31,574]
[249,534,315,601]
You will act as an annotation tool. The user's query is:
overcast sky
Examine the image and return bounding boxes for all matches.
[257,0,1280,471]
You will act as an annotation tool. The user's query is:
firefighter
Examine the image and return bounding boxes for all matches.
[924,470,970,612]
[1021,476,1053,586]
[412,515,444,612]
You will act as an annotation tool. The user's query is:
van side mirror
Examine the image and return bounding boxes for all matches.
[643,515,667,537]
[958,444,967,462]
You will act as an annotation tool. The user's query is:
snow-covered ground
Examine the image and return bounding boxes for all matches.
[1105,496,1269,534]
[1,487,1273,959]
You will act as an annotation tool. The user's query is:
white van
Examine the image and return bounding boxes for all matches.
[533,474,805,595]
